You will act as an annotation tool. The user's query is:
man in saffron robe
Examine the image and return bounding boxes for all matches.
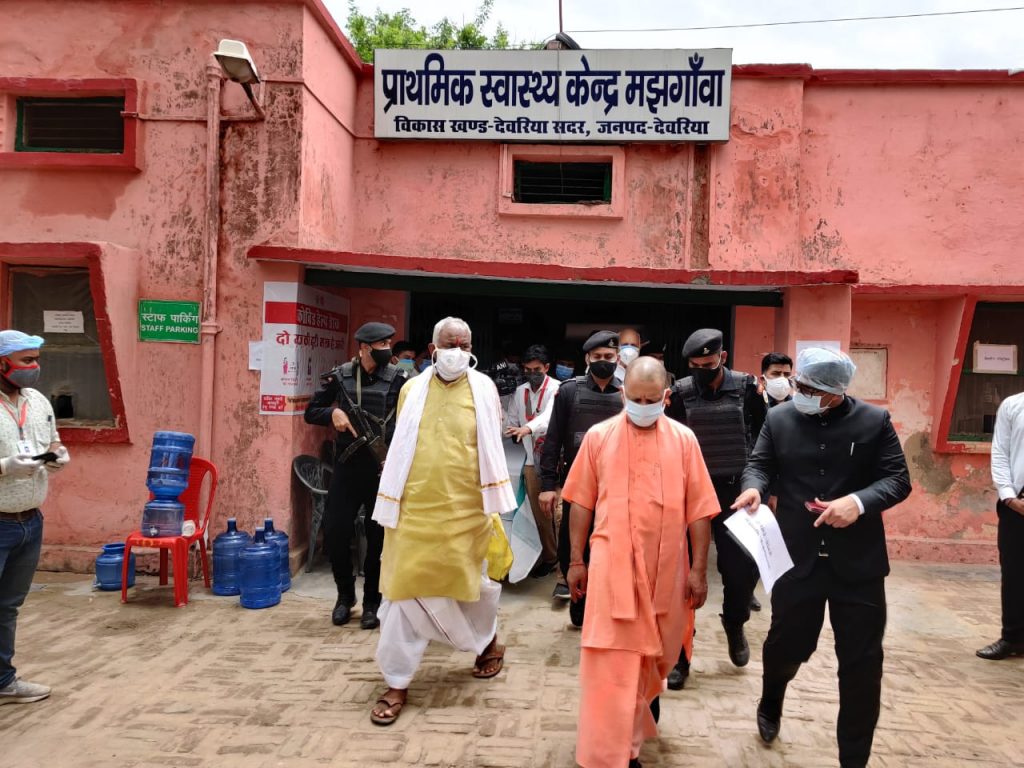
[369,317,517,726]
[564,357,719,768]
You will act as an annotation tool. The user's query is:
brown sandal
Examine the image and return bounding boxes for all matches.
[370,688,407,726]
[472,638,506,679]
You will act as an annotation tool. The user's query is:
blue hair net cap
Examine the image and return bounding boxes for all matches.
[795,347,856,395]
[0,330,45,357]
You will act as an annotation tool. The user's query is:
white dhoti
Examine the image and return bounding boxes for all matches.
[376,563,501,689]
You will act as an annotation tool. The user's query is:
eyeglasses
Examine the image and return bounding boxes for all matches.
[794,382,829,397]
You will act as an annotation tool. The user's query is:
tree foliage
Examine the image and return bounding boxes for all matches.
[346,0,529,62]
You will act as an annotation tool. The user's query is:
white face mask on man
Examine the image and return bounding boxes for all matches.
[618,345,640,366]
[433,347,472,380]
[764,376,793,402]
[625,398,665,428]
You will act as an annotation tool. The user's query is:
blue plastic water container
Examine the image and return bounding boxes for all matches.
[147,431,195,500]
[261,518,291,593]
[140,499,184,538]
[212,518,251,596]
[95,543,135,590]
[239,529,281,609]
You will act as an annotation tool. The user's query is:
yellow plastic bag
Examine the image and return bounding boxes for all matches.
[486,513,514,582]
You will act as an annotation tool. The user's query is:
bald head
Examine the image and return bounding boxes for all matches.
[623,357,670,403]
[619,327,642,348]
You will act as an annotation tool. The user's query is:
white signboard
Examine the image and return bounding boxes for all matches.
[43,310,84,334]
[973,342,1018,374]
[259,282,350,415]
[374,49,732,142]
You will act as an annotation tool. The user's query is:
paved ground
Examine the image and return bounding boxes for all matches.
[3,558,1023,768]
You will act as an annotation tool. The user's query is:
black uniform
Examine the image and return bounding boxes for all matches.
[304,359,406,611]
[741,397,911,768]
[539,373,623,577]
[667,367,766,626]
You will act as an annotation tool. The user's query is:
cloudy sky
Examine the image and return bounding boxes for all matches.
[324,1,1024,69]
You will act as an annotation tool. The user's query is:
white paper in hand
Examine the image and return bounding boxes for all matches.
[724,504,794,593]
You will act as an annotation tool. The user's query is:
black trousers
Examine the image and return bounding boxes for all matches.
[762,558,886,768]
[557,499,592,576]
[325,451,384,608]
[998,500,1024,643]
[711,476,759,625]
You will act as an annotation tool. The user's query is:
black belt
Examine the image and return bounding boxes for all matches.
[0,508,39,522]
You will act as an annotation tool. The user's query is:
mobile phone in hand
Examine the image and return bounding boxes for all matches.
[804,500,828,513]
[32,452,58,463]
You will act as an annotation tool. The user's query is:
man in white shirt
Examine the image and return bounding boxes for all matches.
[978,389,1024,660]
[0,330,70,705]
[614,328,643,385]
[505,345,560,577]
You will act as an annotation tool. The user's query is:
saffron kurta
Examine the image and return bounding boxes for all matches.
[562,413,719,768]
[379,374,492,602]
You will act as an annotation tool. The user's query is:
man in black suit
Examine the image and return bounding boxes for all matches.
[733,347,911,768]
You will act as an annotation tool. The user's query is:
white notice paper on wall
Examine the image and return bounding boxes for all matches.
[795,339,841,358]
[43,310,84,334]
[724,505,794,593]
[248,341,264,371]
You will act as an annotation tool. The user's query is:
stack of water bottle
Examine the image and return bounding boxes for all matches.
[140,431,196,538]
[212,517,290,609]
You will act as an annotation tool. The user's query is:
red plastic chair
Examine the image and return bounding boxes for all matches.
[122,458,218,607]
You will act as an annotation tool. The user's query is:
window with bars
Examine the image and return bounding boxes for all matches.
[513,161,612,204]
[15,96,125,153]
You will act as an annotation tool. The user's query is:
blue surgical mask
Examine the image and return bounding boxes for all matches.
[418,359,431,372]
[793,391,827,416]
[397,359,415,372]
[554,364,574,381]
[625,398,664,428]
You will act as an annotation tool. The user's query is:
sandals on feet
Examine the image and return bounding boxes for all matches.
[370,688,407,726]
[472,638,506,679]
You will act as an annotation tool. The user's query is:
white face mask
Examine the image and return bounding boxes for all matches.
[765,376,793,402]
[792,391,827,416]
[618,345,640,366]
[433,347,472,380]
[625,398,664,428]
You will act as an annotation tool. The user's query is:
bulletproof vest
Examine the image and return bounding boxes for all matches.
[566,376,623,468]
[676,369,750,478]
[339,361,400,444]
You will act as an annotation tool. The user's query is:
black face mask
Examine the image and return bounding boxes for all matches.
[370,347,393,369]
[589,360,617,380]
[526,371,545,389]
[689,365,720,388]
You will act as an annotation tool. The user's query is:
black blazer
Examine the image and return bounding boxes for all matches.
[741,397,912,583]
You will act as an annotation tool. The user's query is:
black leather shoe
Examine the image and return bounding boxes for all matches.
[721,615,750,667]
[667,658,689,690]
[628,759,642,768]
[756,699,781,743]
[750,595,762,612]
[332,598,353,626]
[569,595,586,628]
[360,606,380,630]
[976,638,1024,660]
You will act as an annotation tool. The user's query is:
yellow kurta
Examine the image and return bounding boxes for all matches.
[379,374,491,602]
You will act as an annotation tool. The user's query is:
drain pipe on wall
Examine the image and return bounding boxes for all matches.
[198,56,225,460]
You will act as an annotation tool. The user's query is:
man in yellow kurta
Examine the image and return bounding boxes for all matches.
[370,317,516,726]
[564,357,719,768]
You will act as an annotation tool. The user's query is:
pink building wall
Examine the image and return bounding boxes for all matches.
[1,0,1022,570]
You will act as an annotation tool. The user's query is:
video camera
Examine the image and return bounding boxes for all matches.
[484,359,525,397]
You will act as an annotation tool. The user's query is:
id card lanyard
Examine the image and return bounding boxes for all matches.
[1,396,32,456]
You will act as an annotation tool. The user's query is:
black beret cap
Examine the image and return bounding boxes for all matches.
[354,322,396,344]
[582,330,619,353]
[682,328,723,358]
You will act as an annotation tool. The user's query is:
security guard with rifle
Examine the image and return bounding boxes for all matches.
[305,322,408,629]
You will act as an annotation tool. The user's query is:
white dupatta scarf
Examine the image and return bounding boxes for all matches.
[373,366,517,528]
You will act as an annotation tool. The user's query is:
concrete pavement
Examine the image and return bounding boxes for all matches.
[2,560,1022,768]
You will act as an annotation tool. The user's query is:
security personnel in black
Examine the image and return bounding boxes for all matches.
[734,347,911,768]
[666,328,766,674]
[538,330,623,626]
[304,322,407,629]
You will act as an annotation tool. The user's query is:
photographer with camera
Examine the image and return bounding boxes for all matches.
[305,322,408,629]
